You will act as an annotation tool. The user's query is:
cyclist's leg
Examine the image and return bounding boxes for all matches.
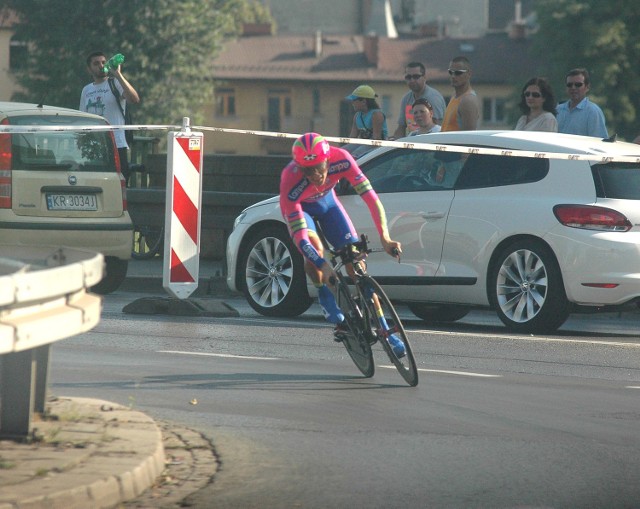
[318,194,358,251]
[300,212,344,325]
[312,200,360,332]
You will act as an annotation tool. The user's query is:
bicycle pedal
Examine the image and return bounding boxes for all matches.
[333,323,349,343]
[333,332,346,343]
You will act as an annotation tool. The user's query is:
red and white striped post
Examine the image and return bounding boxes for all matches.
[163,117,203,299]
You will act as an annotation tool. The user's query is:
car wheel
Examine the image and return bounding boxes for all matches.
[407,303,470,323]
[240,225,311,317]
[91,256,128,295]
[489,239,570,333]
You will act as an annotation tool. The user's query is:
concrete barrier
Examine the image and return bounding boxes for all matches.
[0,246,103,439]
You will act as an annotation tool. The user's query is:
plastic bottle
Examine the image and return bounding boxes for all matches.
[102,53,125,73]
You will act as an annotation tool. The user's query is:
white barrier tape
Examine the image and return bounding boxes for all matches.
[0,124,177,133]
[194,125,640,164]
[2,123,640,164]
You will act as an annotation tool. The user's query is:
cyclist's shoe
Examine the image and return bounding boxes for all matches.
[318,285,345,324]
[333,321,349,343]
[388,333,406,358]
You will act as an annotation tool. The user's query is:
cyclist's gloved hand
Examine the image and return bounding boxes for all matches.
[381,237,402,260]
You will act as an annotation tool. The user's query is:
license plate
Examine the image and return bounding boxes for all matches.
[46,194,98,211]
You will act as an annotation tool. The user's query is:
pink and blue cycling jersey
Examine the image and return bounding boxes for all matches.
[279,146,388,268]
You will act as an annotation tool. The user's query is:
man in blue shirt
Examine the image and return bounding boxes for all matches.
[557,68,608,138]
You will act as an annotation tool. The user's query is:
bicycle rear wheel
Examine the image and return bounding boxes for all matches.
[132,225,164,260]
[335,275,374,378]
[359,275,418,386]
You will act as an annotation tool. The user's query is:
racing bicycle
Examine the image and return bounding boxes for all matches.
[318,230,419,387]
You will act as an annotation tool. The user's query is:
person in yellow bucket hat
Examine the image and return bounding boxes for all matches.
[346,85,388,141]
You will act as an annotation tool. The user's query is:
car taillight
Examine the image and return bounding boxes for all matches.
[0,118,11,208]
[112,133,122,174]
[109,130,127,210]
[553,204,632,232]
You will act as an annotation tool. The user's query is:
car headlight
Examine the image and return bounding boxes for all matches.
[233,211,247,230]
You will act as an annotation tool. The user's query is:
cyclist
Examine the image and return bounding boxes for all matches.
[279,132,406,357]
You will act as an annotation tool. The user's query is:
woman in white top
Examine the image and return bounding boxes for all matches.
[408,98,442,136]
[515,77,558,132]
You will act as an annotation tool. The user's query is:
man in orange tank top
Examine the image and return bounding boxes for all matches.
[441,56,480,132]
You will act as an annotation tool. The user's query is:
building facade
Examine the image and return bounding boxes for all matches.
[208,29,542,154]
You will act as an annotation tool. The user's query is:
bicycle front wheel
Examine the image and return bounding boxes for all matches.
[335,275,374,378]
[359,275,419,386]
[132,225,164,260]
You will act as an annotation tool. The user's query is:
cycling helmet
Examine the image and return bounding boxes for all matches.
[292,132,330,167]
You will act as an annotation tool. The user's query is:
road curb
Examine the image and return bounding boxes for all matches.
[0,397,165,509]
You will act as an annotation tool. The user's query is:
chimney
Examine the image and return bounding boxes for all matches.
[242,22,272,36]
[363,34,379,66]
[314,30,322,57]
[509,0,526,39]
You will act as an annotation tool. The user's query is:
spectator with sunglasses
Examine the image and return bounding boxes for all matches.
[557,68,608,137]
[390,62,445,139]
[441,56,480,132]
[515,77,558,132]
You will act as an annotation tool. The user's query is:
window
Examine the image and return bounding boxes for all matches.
[356,148,463,194]
[592,163,640,199]
[455,153,548,189]
[10,115,116,173]
[381,95,392,118]
[482,97,506,124]
[9,36,28,71]
[267,89,291,131]
[215,88,235,117]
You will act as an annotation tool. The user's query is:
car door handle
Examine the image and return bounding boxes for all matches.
[420,211,446,220]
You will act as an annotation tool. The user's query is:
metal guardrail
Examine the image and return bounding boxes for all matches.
[128,188,274,231]
[0,246,104,439]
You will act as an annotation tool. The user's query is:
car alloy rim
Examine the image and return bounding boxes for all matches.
[245,236,294,307]
[496,248,548,324]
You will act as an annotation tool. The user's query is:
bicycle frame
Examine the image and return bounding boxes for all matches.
[322,232,419,386]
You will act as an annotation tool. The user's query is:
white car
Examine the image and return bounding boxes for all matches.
[0,101,132,293]
[226,131,640,333]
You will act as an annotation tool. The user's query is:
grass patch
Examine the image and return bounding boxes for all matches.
[0,456,16,469]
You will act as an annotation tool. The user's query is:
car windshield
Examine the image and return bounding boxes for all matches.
[592,163,640,200]
[9,115,117,173]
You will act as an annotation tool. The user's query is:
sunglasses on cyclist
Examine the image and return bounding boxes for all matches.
[300,162,328,176]
[524,91,542,98]
[566,82,585,88]
[448,69,469,76]
[404,73,424,81]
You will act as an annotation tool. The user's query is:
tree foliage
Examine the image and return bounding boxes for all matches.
[534,0,640,140]
[0,0,272,124]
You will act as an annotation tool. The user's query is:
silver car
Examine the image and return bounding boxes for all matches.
[227,131,640,333]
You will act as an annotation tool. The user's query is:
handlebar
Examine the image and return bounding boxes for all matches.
[329,234,371,263]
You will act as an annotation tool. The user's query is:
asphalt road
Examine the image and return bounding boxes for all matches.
[50,291,640,508]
